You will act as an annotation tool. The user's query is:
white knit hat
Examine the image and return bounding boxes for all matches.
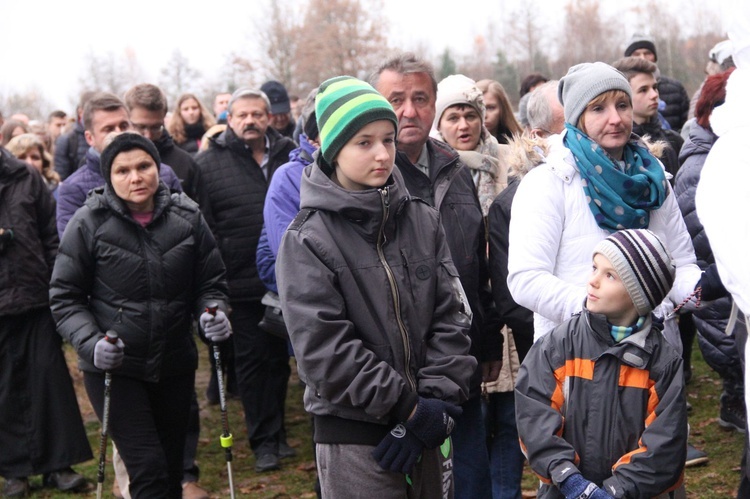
[432,74,485,132]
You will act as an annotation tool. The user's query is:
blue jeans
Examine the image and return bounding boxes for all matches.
[452,395,492,499]
[484,392,524,499]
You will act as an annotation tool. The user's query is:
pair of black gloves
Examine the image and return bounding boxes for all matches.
[372,397,462,475]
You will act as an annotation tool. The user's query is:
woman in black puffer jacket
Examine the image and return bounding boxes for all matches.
[50,133,229,498]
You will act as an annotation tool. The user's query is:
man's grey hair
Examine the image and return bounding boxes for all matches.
[368,52,438,95]
[527,80,560,131]
[228,88,272,115]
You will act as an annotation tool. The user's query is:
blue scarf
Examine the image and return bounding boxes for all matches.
[563,123,667,232]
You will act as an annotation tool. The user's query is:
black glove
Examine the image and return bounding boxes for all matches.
[699,264,728,301]
[404,397,462,449]
[0,228,14,255]
[371,424,423,474]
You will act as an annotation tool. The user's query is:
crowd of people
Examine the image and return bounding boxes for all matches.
[1,21,749,499]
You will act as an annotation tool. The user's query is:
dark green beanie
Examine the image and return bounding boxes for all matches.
[315,76,398,174]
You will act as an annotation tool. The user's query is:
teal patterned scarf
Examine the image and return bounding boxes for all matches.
[610,316,646,343]
[563,123,667,232]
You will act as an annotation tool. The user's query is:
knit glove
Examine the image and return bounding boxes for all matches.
[404,397,462,449]
[698,264,728,301]
[199,310,232,342]
[93,336,125,371]
[371,424,424,474]
[559,473,613,499]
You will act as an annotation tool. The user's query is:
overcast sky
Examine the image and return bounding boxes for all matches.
[0,0,734,114]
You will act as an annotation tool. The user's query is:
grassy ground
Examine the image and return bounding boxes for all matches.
[6,337,746,498]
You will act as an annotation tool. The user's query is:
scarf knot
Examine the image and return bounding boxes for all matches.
[563,123,667,232]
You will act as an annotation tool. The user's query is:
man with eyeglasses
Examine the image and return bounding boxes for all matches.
[56,92,182,239]
[124,84,201,202]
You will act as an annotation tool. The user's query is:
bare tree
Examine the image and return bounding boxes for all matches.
[0,88,54,121]
[78,49,142,97]
[294,0,391,94]
[459,35,494,81]
[255,0,301,91]
[553,0,621,76]
[159,50,202,107]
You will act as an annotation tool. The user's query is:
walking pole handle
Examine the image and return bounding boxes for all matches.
[205,302,219,317]
[104,329,119,344]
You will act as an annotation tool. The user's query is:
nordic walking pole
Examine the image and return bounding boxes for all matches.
[96,329,119,499]
[206,302,236,499]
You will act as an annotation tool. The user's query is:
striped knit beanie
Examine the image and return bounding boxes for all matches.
[315,76,398,174]
[593,229,675,316]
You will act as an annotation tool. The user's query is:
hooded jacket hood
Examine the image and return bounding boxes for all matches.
[299,156,411,241]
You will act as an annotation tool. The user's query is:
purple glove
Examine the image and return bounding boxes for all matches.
[93,336,125,370]
[372,424,423,474]
[199,310,232,342]
[404,397,462,449]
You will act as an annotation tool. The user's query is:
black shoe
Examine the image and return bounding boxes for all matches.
[719,395,747,433]
[2,478,29,498]
[43,468,86,491]
[279,442,297,459]
[685,444,709,467]
[255,453,280,473]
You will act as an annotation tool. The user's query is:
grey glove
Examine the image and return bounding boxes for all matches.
[93,336,125,370]
[200,310,232,342]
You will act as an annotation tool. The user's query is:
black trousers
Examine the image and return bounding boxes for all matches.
[84,371,193,499]
[230,300,291,456]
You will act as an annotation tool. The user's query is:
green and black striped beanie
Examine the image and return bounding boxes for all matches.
[315,76,398,173]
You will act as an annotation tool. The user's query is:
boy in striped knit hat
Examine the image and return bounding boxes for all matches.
[277,76,476,498]
[516,229,687,499]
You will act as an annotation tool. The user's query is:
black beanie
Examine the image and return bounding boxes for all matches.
[100,132,161,189]
[624,34,658,61]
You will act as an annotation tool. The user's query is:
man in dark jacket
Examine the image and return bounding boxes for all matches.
[0,149,92,497]
[195,87,296,473]
[124,84,201,201]
[372,53,502,499]
[54,90,95,181]
[612,56,684,179]
[55,92,183,239]
[625,33,690,132]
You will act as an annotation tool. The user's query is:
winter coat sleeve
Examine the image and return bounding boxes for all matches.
[53,133,74,181]
[515,332,582,486]
[35,176,59,274]
[190,207,230,320]
[601,351,687,498]
[507,167,587,327]
[55,179,88,239]
[264,166,302,257]
[417,222,477,404]
[49,208,104,365]
[159,164,184,193]
[488,185,534,347]
[256,226,278,293]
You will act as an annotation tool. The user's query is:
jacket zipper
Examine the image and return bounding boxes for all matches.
[377,187,417,392]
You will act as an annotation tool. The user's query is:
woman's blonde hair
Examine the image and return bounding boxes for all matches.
[6,133,60,184]
[167,93,216,144]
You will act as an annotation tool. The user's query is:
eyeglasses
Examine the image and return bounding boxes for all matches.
[131,124,165,135]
